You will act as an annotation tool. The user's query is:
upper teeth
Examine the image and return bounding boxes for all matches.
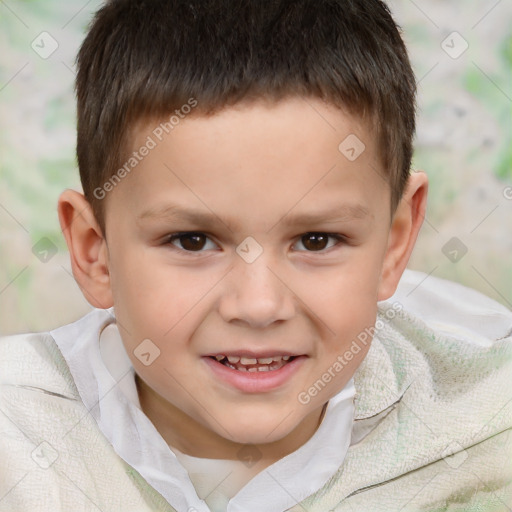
[214,355,291,364]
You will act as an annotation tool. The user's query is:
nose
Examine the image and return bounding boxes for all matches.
[218,252,295,329]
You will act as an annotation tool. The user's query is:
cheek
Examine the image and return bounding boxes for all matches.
[108,248,169,341]
[109,249,218,347]
[308,257,381,331]
[300,271,378,406]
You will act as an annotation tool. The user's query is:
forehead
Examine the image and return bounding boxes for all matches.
[107,97,388,229]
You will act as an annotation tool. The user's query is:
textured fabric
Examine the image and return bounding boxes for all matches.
[0,332,174,512]
[1,269,511,511]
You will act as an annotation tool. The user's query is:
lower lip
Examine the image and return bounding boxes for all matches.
[203,356,306,393]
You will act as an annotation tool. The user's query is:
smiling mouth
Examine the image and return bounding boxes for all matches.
[208,354,297,372]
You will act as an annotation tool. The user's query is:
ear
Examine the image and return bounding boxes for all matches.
[377,171,428,301]
[57,189,113,309]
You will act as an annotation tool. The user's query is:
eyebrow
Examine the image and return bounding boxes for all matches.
[137,202,371,232]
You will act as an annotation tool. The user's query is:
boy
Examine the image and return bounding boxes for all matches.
[1,0,511,511]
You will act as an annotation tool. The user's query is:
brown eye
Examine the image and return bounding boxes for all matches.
[295,233,344,252]
[301,233,329,251]
[168,232,214,252]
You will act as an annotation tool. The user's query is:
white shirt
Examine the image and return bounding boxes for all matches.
[50,311,356,512]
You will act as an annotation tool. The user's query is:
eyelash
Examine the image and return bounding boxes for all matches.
[163,231,347,256]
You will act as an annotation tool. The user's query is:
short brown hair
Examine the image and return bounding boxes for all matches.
[76,0,416,234]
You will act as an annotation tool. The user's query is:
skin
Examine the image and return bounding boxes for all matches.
[58,96,428,471]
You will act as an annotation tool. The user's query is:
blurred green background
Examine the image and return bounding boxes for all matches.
[0,0,511,334]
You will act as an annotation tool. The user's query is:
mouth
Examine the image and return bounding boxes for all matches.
[208,354,297,372]
[203,352,306,392]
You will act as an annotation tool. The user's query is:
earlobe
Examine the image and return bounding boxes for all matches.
[57,189,113,309]
[377,171,429,301]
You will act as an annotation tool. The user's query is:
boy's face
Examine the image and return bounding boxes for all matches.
[71,97,426,455]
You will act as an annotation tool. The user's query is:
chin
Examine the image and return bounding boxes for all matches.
[220,414,301,446]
